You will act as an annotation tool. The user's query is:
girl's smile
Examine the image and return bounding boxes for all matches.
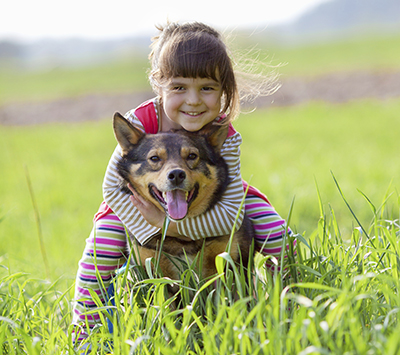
[161,76,222,132]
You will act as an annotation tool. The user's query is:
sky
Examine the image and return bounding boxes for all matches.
[1,0,329,43]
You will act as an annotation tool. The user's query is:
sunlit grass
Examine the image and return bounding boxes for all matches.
[1,31,400,353]
[242,32,400,76]
[236,98,400,235]
[0,120,116,279]
[1,187,399,354]
[0,58,151,104]
[0,101,399,353]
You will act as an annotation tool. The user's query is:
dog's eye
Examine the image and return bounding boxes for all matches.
[187,153,197,160]
[149,156,161,163]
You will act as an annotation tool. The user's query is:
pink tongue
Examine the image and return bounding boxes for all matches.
[166,190,188,220]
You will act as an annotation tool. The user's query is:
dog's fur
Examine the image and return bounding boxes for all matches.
[113,112,254,279]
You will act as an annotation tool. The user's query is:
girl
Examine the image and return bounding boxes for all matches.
[72,21,295,344]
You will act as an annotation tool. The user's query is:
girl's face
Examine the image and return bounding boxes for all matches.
[161,76,222,132]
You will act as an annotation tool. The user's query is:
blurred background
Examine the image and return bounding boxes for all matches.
[1,0,400,122]
[1,0,400,279]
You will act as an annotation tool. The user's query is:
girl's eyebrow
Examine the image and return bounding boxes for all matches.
[166,79,184,87]
[202,81,221,87]
[198,79,221,87]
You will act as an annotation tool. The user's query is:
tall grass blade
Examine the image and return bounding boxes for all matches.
[24,165,50,280]
[331,171,371,242]
[331,171,386,269]
[155,216,171,274]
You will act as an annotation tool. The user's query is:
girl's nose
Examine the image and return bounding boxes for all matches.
[185,90,201,106]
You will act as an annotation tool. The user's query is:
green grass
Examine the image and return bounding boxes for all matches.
[1,190,399,353]
[1,32,400,354]
[0,120,116,279]
[236,99,400,236]
[0,57,150,104]
[247,32,400,76]
[1,99,399,352]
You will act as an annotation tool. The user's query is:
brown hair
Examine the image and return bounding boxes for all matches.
[149,22,239,123]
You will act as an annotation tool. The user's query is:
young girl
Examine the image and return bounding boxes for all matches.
[72,21,295,344]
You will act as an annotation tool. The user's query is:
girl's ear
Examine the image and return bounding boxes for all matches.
[113,112,144,155]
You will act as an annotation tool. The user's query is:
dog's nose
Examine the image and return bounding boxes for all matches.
[168,169,186,186]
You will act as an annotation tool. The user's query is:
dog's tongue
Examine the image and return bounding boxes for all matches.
[166,190,188,220]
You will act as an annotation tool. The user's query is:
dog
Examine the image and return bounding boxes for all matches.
[113,112,254,280]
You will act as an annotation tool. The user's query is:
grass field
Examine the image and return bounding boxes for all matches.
[0,57,150,104]
[1,185,400,353]
[1,32,400,353]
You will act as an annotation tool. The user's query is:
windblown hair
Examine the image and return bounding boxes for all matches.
[149,22,280,123]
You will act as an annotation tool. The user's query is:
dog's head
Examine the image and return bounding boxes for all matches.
[113,112,229,221]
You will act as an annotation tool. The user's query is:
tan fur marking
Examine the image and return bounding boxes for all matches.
[147,148,167,167]
[180,146,200,169]
[186,163,218,217]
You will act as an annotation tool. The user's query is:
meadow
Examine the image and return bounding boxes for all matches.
[1,32,400,353]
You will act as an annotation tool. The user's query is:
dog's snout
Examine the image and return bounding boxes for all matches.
[168,169,186,186]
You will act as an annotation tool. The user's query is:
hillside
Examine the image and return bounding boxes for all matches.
[279,0,400,40]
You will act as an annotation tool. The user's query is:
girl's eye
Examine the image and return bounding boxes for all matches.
[202,86,214,91]
[172,86,185,92]
[187,153,197,160]
[149,156,161,163]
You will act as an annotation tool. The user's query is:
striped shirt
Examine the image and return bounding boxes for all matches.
[102,98,245,245]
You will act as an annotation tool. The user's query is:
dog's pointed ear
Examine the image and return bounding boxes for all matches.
[113,112,144,154]
[203,123,229,152]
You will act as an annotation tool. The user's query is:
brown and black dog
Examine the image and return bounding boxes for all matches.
[113,112,254,280]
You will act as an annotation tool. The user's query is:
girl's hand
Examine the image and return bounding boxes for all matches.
[128,184,165,228]
[127,184,191,241]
